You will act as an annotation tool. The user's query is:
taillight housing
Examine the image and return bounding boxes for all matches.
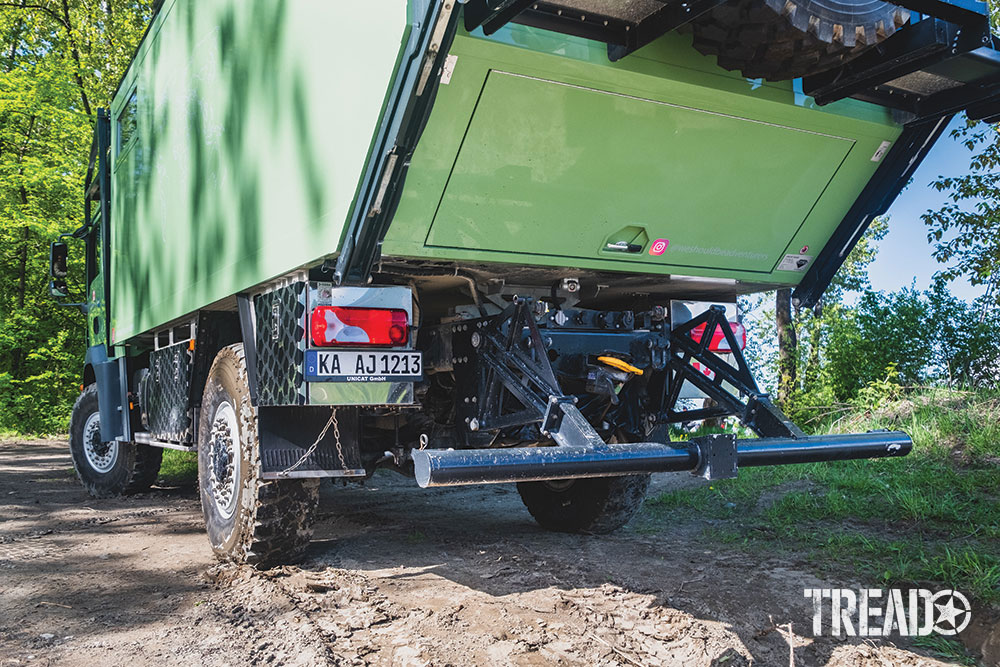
[689,321,747,353]
[310,306,408,347]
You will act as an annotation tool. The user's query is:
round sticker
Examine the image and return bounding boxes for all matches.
[649,239,669,256]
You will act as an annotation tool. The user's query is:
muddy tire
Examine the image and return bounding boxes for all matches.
[687,0,909,81]
[69,384,163,498]
[197,343,319,567]
[517,474,651,534]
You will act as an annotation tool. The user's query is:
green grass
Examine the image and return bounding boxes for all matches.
[158,449,198,486]
[644,389,1000,605]
[911,635,978,666]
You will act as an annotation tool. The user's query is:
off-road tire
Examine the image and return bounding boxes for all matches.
[197,343,319,567]
[687,0,909,81]
[517,474,651,534]
[69,384,163,498]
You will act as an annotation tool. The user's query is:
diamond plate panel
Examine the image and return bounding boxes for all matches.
[144,344,195,442]
[255,282,307,406]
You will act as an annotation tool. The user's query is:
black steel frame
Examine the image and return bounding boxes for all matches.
[664,306,805,438]
[335,1,462,285]
[81,110,112,348]
[457,298,804,444]
[458,298,567,433]
[792,115,952,308]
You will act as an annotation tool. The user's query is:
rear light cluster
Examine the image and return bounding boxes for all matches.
[310,306,408,347]
[689,321,747,353]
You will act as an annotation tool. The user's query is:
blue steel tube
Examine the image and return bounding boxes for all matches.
[734,431,911,467]
[412,431,911,488]
[413,443,697,487]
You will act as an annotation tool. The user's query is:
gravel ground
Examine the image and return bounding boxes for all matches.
[0,439,969,666]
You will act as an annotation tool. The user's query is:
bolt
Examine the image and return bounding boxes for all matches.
[471,332,481,348]
[469,418,479,432]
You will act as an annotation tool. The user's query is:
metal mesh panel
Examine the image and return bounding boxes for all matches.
[145,344,194,442]
[255,282,307,406]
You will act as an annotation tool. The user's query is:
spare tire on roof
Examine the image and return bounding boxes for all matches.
[686,0,910,81]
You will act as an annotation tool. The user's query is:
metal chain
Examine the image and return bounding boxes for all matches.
[279,407,347,476]
[330,408,348,471]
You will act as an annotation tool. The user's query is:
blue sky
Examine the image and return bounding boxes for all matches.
[868,117,985,302]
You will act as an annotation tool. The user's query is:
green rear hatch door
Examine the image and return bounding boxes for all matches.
[424,70,855,273]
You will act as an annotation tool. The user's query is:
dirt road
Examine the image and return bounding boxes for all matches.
[0,440,962,666]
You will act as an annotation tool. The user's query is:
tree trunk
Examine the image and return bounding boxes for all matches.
[804,319,821,389]
[776,288,797,404]
[14,114,34,310]
[16,224,28,309]
[4,0,26,71]
[61,0,93,117]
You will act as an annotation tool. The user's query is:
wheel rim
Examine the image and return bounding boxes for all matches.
[208,400,241,520]
[82,411,118,473]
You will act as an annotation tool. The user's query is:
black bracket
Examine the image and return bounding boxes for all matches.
[665,306,804,439]
[236,293,260,405]
[606,0,729,61]
[691,433,737,480]
[453,298,606,448]
[792,116,951,309]
[464,0,535,35]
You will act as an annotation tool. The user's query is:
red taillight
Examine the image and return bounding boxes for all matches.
[690,321,747,353]
[310,307,409,347]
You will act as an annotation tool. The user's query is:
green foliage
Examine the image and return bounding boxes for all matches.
[0,1,152,433]
[922,119,1000,306]
[824,288,931,398]
[158,449,197,486]
[645,389,1000,605]
[780,280,1000,425]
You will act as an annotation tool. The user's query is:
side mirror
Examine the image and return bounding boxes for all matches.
[50,242,68,278]
[49,279,69,298]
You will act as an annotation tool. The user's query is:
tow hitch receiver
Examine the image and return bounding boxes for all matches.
[412,430,912,487]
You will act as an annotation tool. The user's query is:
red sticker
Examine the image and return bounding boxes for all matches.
[800,245,809,253]
[649,239,669,256]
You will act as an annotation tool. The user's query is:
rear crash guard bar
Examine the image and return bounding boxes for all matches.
[412,430,913,487]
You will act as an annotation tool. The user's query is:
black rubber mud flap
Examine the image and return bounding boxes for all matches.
[92,356,124,442]
[257,406,366,479]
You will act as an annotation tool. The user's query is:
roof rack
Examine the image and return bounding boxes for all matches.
[464,0,1000,124]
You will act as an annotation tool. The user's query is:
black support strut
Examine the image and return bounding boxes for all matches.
[665,305,804,438]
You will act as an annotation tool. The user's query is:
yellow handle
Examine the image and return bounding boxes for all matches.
[598,356,644,376]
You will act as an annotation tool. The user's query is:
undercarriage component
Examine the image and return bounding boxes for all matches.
[412,430,913,487]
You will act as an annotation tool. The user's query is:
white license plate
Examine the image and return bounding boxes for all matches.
[305,349,422,383]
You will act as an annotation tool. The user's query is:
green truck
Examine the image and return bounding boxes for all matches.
[50,0,1000,565]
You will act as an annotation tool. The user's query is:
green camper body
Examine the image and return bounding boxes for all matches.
[106,0,900,345]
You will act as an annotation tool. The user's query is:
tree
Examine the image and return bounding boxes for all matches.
[922,120,1000,308]
[768,216,889,405]
[0,1,152,433]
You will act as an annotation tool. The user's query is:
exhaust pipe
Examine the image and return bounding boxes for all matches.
[412,431,912,488]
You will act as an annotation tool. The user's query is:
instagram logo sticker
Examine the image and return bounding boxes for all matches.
[649,239,669,256]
